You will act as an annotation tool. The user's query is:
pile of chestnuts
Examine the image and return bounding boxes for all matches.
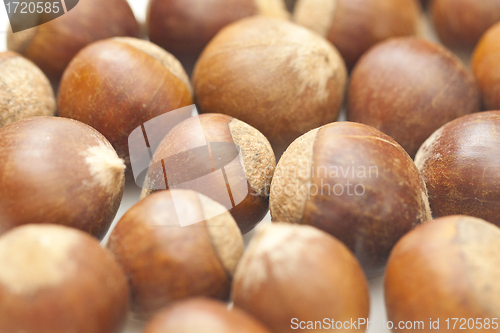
[1,0,500,332]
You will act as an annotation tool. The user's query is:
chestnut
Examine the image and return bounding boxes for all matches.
[385,215,500,331]
[0,116,125,239]
[7,0,139,81]
[415,111,500,227]
[107,189,244,318]
[147,0,289,74]
[142,298,272,333]
[431,0,500,51]
[0,224,129,333]
[293,0,422,69]
[270,121,431,277]
[0,51,55,128]
[58,37,193,172]
[192,16,347,157]
[347,37,480,158]
[232,223,369,333]
[141,113,276,234]
[472,22,500,110]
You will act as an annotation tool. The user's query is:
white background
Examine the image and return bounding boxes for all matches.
[0,1,469,332]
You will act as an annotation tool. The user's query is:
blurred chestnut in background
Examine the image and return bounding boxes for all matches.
[293,0,422,69]
[147,0,289,74]
[415,111,500,227]
[431,0,500,51]
[58,37,193,172]
[385,215,500,331]
[348,38,480,158]
[193,16,347,157]
[270,122,431,277]
[0,51,55,128]
[107,190,244,318]
[472,22,500,110]
[232,223,369,333]
[7,0,139,81]
[0,224,129,333]
[141,114,275,234]
[0,117,125,239]
[142,298,272,333]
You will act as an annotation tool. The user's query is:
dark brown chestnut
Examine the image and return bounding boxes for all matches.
[7,0,139,81]
[141,113,276,234]
[270,121,431,277]
[58,37,193,172]
[0,116,125,239]
[415,111,500,226]
[347,37,480,158]
[107,189,244,318]
[0,224,129,333]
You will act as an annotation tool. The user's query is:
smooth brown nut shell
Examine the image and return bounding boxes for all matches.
[193,16,347,157]
[0,51,55,128]
[385,215,500,331]
[415,111,500,226]
[7,0,139,81]
[347,37,480,158]
[472,22,500,110]
[293,0,422,69]
[431,0,500,51]
[0,224,129,333]
[107,189,244,318]
[147,0,289,74]
[58,37,193,171]
[232,223,370,333]
[0,116,125,239]
[270,122,431,278]
[141,113,276,234]
[142,298,272,333]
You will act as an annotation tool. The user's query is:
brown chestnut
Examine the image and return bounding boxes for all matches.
[232,223,370,333]
[431,0,500,51]
[7,0,139,81]
[107,189,244,318]
[0,224,129,333]
[415,111,500,227]
[472,22,500,110]
[0,116,125,239]
[141,113,276,234]
[142,298,272,333]
[270,121,431,277]
[58,37,193,171]
[0,51,55,128]
[147,0,289,74]
[347,37,480,158]
[193,16,347,157]
[385,215,500,331]
[293,0,422,69]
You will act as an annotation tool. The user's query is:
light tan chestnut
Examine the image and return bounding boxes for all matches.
[147,0,289,74]
[0,117,125,239]
[270,122,431,278]
[347,38,480,158]
[293,0,422,69]
[193,16,347,157]
[7,0,139,81]
[472,22,500,110]
[141,114,276,234]
[107,189,244,318]
[431,0,500,51]
[232,223,369,333]
[0,51,55,128]
[0,224,129,333]
[58,37,193,171]
[385,215,500,331]
[142,298,272,333]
